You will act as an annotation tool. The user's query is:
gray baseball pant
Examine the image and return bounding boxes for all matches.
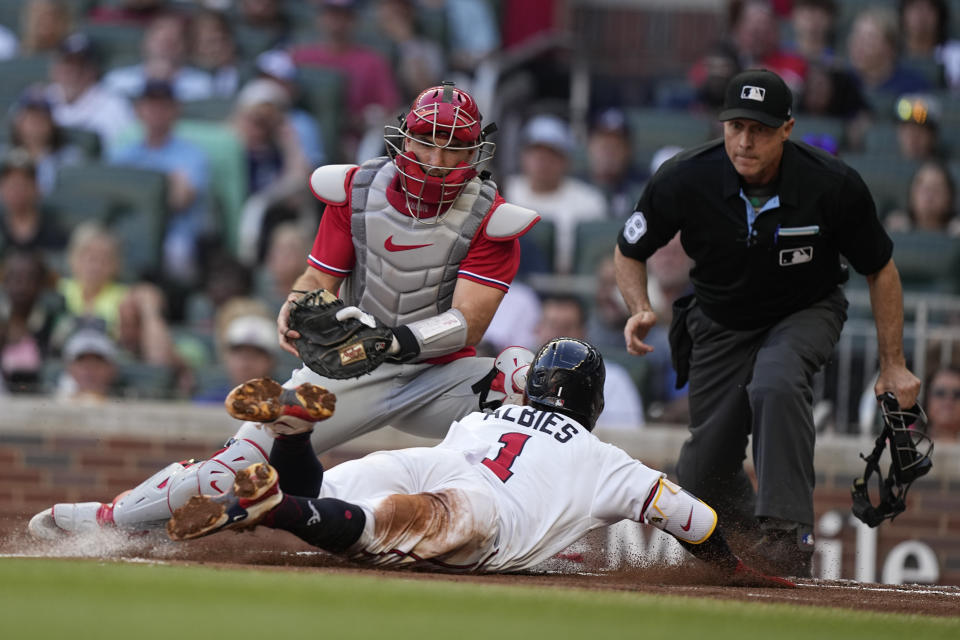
[675,288,847,529]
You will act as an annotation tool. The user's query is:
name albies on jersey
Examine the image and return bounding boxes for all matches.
[438,405,665,572]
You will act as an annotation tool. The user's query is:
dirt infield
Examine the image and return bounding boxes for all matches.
[2,518,958,619]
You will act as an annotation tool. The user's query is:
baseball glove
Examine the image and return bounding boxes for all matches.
[288,289,394,379]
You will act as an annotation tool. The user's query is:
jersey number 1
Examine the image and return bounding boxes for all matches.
[482,432,531,483]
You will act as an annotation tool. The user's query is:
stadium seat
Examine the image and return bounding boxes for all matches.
[179,98,236,122]
[522,218,556,274]
[792,115,846,151]
[0,55,52,113]
[62,127,102,159]
[624,108,716,170]
[888,230,960,294]
[50,164,168,280]
[84,22,146,71]
[0,0,27,30]
[174,121,248,254]
[296,67,346,164]
[841,152,917,216]
[572,219,622,275]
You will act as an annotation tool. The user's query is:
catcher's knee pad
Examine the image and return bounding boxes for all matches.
[643,478,717,544]
[112,438,270,527]
[362,489,497,567]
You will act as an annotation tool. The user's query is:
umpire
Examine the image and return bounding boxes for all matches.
[614,69,921,577]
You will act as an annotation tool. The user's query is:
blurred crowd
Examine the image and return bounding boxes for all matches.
[0,0,957,440]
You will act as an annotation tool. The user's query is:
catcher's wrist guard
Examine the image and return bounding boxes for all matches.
[851,392,933,527]
[387,325,421,362]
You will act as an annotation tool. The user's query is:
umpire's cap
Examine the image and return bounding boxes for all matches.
[718,69,792,128]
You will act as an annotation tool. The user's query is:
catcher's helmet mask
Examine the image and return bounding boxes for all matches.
[385,81,496,223]
[525,337,605,431]
[851,392,934,527]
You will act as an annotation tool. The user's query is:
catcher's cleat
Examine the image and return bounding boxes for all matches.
[28,501,117,540]
[167,462,282,541]
[225,377,336,427]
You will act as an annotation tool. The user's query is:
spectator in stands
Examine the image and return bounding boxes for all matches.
[190,8,241,98]
[56,223,128,337]
[109,79,212,287]
[115,282,192,395]
[797,62,871,151]
[55,327,120,402]
[926,365,960,441]
[7,87,83,196]
[477,279,542,356]
[641,232,694,424]
[0,21,18,60]
[729,0,807,90]
[586,255,630,353]
[236,0,292,50]
[292,0,401,162]
[45,32,136,151]
[0,148,67,261]
[900,0,950,61]
[375,0,445,104]
[505,114,607,273]
[788,0,837,63]
[0,249,63,394]
[19,0,73,55]
[194,298,280,403]
[253,49,326,168]
[845,7,932,107]
[691,41,742,117]
[231,78,310,198]
[885,160,960,236]
[185,249,254,334]
[435,0,500,74]
[585,108,646,219]
[253,221,313,311]
[534,294,644,430]
[103,12,214,102]
[893,93,945,162]
[86,0,166,26]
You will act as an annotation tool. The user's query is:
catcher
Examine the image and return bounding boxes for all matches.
[29,82,539,539]
[165,338,794,588]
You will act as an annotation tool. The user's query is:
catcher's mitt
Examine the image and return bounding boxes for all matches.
[288,289,394,379]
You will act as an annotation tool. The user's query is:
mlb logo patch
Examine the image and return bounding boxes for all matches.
[779,246,813,266]
[741,85,766,102]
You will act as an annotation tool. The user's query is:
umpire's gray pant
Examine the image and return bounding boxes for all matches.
[675,288,847,529]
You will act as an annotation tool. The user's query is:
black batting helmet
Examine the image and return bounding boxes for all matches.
[525,337,605,431]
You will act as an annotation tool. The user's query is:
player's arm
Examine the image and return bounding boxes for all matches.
[278,266,344,357]
[866,258,921,408]
[614,245,657,356]
[451,279,506,347]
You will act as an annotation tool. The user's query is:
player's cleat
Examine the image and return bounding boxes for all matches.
[166,462,282,541]
[28,501,117,540]
[225,377,336,435]
[729,559,797,588]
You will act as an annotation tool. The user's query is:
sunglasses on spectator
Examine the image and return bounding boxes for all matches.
[930,387,960,400]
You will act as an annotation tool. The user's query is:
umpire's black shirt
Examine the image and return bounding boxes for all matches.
[617,139,893,330]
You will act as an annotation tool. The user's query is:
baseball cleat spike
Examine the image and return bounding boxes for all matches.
[225,377,336,424]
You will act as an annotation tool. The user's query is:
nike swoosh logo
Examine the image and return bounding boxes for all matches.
[210,481,222,494]
[680,507,694,532]
[385,236,433,252]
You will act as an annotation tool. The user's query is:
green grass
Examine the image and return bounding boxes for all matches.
[0,558,957,640]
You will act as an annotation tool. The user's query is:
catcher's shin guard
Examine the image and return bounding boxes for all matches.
[112,438,271,527]
[642,477,718,544]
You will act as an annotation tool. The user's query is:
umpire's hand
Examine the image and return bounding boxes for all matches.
[874,364,922,410]
[623,309,658,356]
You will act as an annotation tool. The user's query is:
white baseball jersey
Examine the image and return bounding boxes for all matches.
[319,404,665,572]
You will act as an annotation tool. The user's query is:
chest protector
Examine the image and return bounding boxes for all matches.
[341,157,498,327]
